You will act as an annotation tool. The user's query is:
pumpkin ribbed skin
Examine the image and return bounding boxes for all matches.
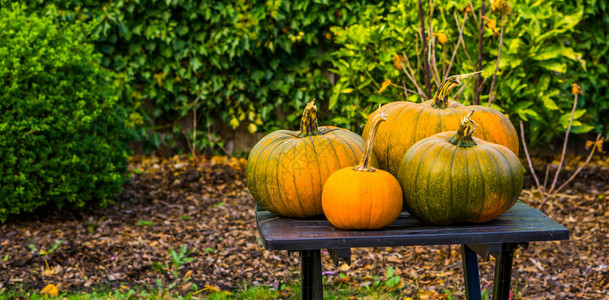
[322,111,402,230]
[363,100,519,176]
[246,124,369,218]
[397,130,524,225]
[322,168,402,229]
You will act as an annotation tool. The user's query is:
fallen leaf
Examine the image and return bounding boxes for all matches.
[40,283,59,297]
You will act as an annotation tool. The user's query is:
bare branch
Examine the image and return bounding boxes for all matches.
[474,0,486,105]
[388,81,419,96]
[520,121,544,196]
[445,10,468,80]
[192,106,198,159]
[402,80,410,100]
[185,94,202,161]
[441,46,447,79]
[469,0,479,25]
[427,1,441,88]
[418,0,433,98]
[430,35,442,88]
[543,164,551,189]
[488,12,507,107]
[547,93,579,195]
[402,52,428,99]
[547,134,603,201]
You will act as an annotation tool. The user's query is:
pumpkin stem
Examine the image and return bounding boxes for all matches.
[449,110,478,147]
[354,105,386,172]
[298,100,321,137]
[432,71,482,108]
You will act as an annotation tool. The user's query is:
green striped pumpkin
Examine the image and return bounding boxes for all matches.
[246,100,371,218]
[397,111,524,225]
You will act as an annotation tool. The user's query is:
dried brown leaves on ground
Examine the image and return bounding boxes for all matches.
[0,154,608,299]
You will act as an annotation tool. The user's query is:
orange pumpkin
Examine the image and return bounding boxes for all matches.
[363,73,519,176]
[322,108,403,229]
[246,100,372,218]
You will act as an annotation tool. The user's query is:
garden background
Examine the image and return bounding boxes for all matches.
[1,0,608,299]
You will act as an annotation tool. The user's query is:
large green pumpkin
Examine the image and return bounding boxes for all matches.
[363,73,519,176]
[397,111,524,225]
[246,100,371,218]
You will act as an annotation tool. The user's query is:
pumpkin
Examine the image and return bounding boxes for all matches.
[363,73,519,176]
[397,111,524,225]
[246,100,372,218]
[322,107,403,229]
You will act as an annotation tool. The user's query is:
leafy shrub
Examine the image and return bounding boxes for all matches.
[564,0,609,138]
[0,4,130,222]
[16,0,374,153]
[330,0,599,146]
[11,0,607,152]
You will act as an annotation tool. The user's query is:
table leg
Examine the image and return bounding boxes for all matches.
[493,243,518,300]
[461,244,482,300]
[300,249,323,300]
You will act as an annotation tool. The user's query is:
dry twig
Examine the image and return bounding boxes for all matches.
[487,11,507,107]
[474,0,487,105]
[520,84,605,210]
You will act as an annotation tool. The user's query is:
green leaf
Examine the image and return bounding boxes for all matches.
[329,93,339,110]
[508,39,521,54]
[541,96,559,110]
[531,46,562,61]
[386,267,394,278]
[570,124,594,134]
[539,61,567,73]
[482,63,496,78]
[559,109,587,128]
[368,94,394,104]
[561,47,587,71]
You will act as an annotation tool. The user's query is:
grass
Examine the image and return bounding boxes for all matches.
[1,274,460,300]
[0,264,462,299]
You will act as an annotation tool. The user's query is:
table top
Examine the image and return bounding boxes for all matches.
[256,202,569,251]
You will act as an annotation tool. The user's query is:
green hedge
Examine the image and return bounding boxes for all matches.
[0,4,130,222]
[567,0,609,139]
[17,0,378,153]
[12,0,608,152]
[329,0,607,146]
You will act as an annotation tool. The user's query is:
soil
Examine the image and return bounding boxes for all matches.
[1,154,608,299]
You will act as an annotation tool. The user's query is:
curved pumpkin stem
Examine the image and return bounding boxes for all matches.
[298,100,321,137]
[354,105,386,172]
[432,71,482,108]
[449,110,478,148]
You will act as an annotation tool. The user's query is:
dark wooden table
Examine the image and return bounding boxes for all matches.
[256,202,569,300]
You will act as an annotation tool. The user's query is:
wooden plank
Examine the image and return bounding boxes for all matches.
[256,202,569,251]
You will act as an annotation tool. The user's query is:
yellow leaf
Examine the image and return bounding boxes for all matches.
[436,32,448,45]
[41,283,60,297]
[482,16,498,36]
[572,83,583,96]
[378,79,392,94]
[392,54,405,71]
[586,137,605,153]
[491,0,512,15]
[202,284,221,293]
[338,263,350,272]
[229,117,239,129]
[247,123,257,134]
[154,72,164,86]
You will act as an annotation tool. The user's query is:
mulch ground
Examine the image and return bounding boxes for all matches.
[0,154,608,299]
